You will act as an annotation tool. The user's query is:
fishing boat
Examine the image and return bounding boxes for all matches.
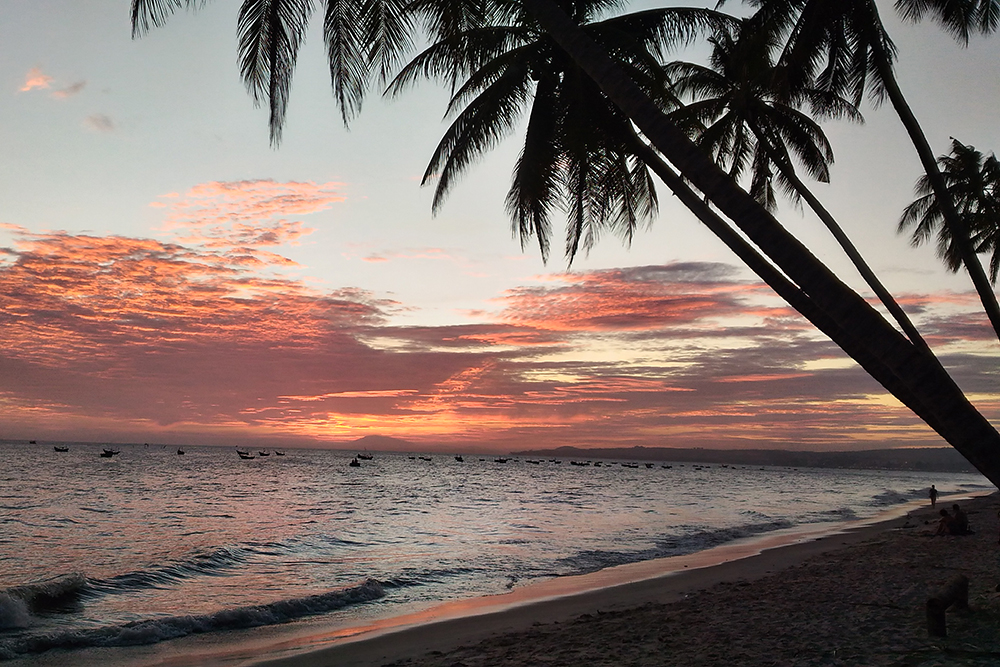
[236,450,255,460]
[454,455,464,462]
[274,450,285,456]
[349,457,361,467]
[177,448,185,455]
[258,450,270,457]
[357,452,373,460]
[100,449,120,458]
[53,446,69,452]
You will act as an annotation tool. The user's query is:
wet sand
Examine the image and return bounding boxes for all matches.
[248,492,1000,667]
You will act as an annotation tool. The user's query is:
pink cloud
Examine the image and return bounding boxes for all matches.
[153,180,345,265]
[19,67,52,92]
[0,231,994,451]
[498,263,772,332]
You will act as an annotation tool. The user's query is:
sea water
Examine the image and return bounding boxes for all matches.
[0,442,988,663]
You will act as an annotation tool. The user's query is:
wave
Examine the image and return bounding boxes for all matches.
[0,545,272,622]
[88,546,251,595]
[0,579,385,660]
[1,573,88,620]
[552,520,795,576]
[803,506,859,522]
[868,489,921,507]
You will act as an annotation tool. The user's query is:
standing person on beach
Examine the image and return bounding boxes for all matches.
[930,485,939,507]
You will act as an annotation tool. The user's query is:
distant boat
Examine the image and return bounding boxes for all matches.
[274,450,285,456]
[349,457,361,467]
[494,457,508,464]
[177,448,185,455]
[357,452,373,460]
[454,455,464,462]
[29,440,37,445]
[53,446,69,452]
[237,450,255,460]
[258,450,270,457]
[100,449,120,458]
[419,456,432,462]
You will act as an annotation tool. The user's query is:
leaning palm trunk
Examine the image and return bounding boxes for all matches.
[748,124,929,351]
[523,0,1000,484]
[630,134,950,436]
[862,0,1000,342]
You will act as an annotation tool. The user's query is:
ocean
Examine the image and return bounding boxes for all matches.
[0,442,988,664]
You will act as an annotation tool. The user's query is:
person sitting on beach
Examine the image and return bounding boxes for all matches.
[951,504,970,534]
[934,509,954,536]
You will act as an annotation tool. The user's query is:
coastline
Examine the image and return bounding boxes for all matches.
[9,491,993,667]
[239,491,997,667]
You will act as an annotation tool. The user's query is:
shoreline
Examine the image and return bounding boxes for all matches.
[9,491,992,667]
[237,492,992,667]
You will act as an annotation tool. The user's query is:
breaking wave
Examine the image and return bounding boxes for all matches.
[0,578,385,660]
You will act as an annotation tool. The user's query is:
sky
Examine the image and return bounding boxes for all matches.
[0,0,998,452]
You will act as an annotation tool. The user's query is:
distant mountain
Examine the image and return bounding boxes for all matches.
[350,434,418,451]
[510,446,979,473]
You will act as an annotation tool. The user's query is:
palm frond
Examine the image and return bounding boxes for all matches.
[506,72,562,262]
[424,63,532,213]
[131,0,205,37]
[237,0,315,145]
[359,0,414,87]
[895,0,1000,43]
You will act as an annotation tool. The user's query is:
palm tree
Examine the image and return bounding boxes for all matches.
[665,22,927,349]
[734,0,1000,341]
[403,2,961,438]
[521,0,1000,483]
[389,2,736,263]
[131,0,1000,483]
[900,139,1000,283]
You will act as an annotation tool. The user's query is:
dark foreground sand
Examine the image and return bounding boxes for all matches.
[255,493,1000,667]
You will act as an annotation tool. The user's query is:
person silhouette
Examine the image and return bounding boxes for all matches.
[929,485,938,508]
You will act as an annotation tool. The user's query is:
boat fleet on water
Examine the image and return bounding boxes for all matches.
[41,443,714,470]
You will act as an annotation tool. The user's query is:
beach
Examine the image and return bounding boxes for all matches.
[1,449,991,666]
[252,492,1000,667]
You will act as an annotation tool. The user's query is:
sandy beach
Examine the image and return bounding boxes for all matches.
[248,492,1000,667]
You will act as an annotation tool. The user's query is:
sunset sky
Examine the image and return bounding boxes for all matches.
[1,0,999,452]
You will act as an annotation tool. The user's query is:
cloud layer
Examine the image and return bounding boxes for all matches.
[0,218,996,450]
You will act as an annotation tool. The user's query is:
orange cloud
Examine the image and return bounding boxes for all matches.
[499,264,772,332]
[0,229,995,451]
[19,67,52,92]
[152,180,345,267]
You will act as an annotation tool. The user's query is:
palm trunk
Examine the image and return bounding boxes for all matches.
[751,129,929,350]
[524,0,1000,484]
[864,0,1000,342]
[631,134,949,436]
